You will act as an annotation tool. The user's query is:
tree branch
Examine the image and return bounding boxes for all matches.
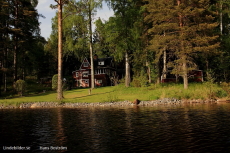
[62,12,76,21]
[62,0,69,4]
[50,4,58,9]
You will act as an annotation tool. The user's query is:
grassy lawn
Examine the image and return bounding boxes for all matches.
[0,82,229,106]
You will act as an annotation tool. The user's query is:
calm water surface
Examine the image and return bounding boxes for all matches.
[1,103,230,152]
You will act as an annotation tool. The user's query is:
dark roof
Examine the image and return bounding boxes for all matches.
[93,57,114,68]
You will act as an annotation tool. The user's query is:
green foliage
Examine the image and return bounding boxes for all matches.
[131,72,149,87]
[204,69,216,99]
[24,76,51,94]
[104,91,119,102]
[220,82,230,94]
[2,0,230,96]
[15,79,26,96]
[215,89,228,98]
[206,69,216,83]
[0,0,43,94]
[102,0,145,87]
[48,0,103,59]
[131,77,142,87]
[52,74,58,90]
[145,0,219,88]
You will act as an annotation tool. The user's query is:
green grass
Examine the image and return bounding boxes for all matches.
[0,82,229,106]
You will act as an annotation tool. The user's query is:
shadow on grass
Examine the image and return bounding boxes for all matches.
[1,89,79,100]
[71,91,114,99]
[0,87,114,101]
[25,91,56,97]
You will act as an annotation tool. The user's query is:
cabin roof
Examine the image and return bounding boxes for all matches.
[75,56,114,72]
[94,57,113,68]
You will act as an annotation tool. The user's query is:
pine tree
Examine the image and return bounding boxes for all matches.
[145,0,219,89]
[52,0,66,100]
[0,0,41,93]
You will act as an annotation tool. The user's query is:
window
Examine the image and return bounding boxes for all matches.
[76,72,79,77]
[98,61,104,65]
[96,69,100,74]
[85,80,88,83]
[83,62,88,67]
[97,80,102,83]
[83,71,88,77]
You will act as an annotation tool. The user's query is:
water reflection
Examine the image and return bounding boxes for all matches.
[0,103,230,152]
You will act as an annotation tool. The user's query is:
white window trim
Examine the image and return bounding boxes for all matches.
[83,71,88,77]
[98,61,104,65]
[83,62,88,67]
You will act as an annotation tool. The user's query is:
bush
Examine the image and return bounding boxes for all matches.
[15,79,26,96]
[216,89,228,98]
[131,75,149,87]
[52,74,58,90]
[220,82,230,93]
[131,77,141,87]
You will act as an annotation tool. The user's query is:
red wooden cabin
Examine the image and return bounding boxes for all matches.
[72,55,116,87]
[161,70,203,83]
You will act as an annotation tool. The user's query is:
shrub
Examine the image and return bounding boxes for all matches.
[220,82,230,93]
[216,89,228,98]
[118,78,125,84]
[52,74,58,90]
[15,79,26,96]
[131,77,141,87]
[131,75,149,87]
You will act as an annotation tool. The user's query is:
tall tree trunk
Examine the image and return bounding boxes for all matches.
[220,1,223,36]
[3,34,8,92]
[182,55,188,89]
[57,0,63,100]
[162,48,167,79]
[181,41,188,89]
[146,61,151,83]
[3,48,7,92]
[13,40,17,82]
[89,5,95,89]
[3,73,7,92]
[156,60,161,84]
[219,1,224,81]
[125,52,130,87]
[178,0,188,89]
[206,59,209,70]
[13,2,18,83]
[162,31,167,80]
[22,51,25,80]
[0,74,1,96]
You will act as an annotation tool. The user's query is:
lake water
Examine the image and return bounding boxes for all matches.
[1,103,230,152]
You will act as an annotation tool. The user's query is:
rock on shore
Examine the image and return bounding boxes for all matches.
[0,98,218,109]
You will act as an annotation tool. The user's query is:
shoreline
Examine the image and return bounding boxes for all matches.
[0,98,224,109]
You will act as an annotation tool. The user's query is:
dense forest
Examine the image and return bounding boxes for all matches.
[1,0,230,96]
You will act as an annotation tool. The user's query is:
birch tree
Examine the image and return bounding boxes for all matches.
[105,0,143,87]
